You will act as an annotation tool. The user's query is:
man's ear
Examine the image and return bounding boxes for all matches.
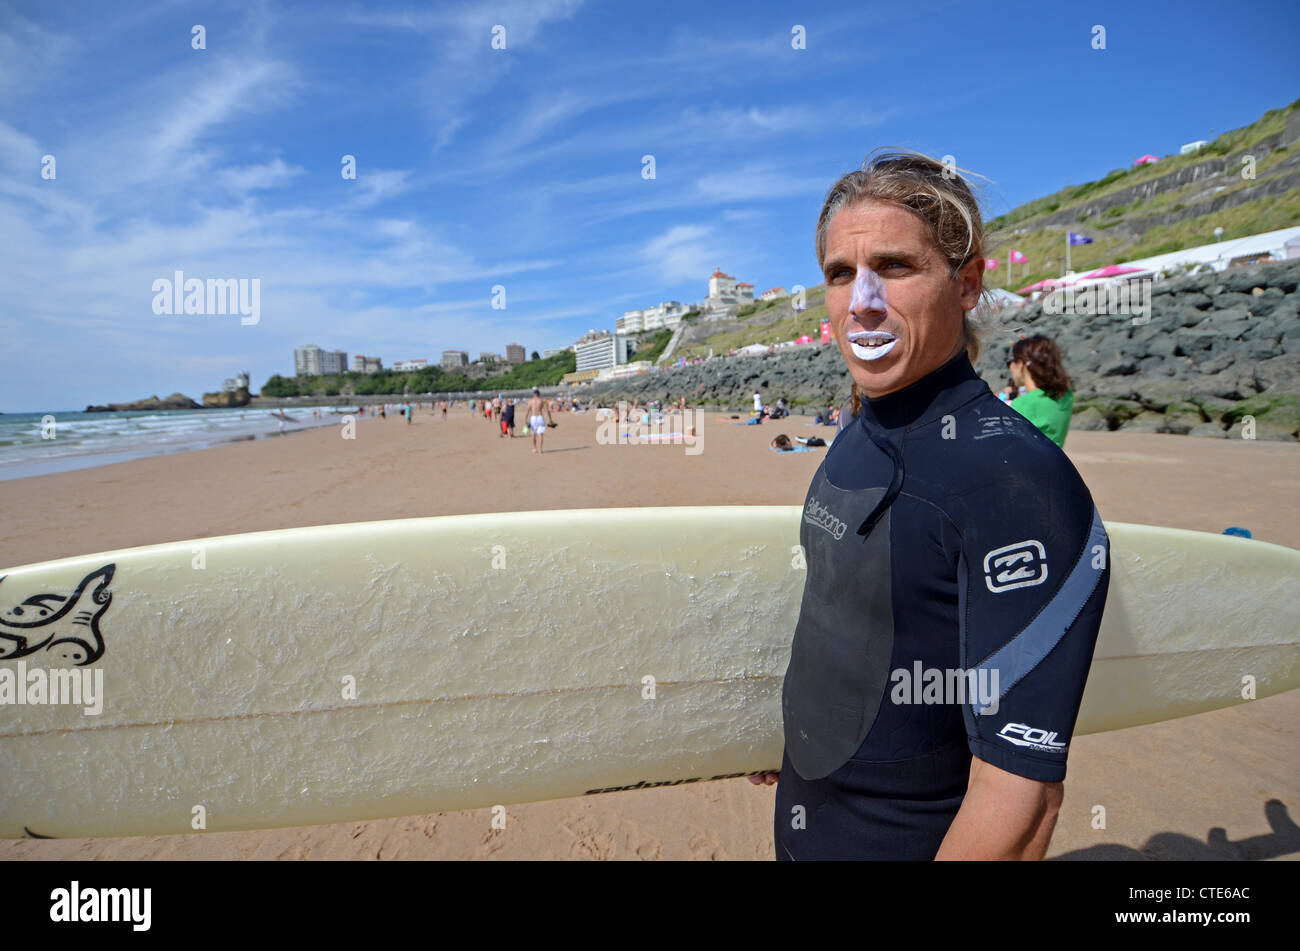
[957,257,984,311]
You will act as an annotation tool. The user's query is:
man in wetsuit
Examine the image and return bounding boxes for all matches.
[750,152,1110,861]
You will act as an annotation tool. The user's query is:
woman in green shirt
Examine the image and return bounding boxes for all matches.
[1008,335,1074,448]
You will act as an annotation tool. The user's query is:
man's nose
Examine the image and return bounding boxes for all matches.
[849,268,887,320]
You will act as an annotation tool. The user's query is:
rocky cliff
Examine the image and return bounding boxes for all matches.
[585,258,1300,441]
[202,388,251,408]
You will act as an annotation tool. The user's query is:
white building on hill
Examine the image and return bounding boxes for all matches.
[617,301,689,334]
[705,269,754,318]
[574,331,629,372]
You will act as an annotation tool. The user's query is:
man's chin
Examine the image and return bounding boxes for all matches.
[847,354,907,398]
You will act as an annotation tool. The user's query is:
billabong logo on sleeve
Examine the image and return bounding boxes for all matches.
[997,722,1068,753]
[983,540,1048,592]
[804,498,847,540]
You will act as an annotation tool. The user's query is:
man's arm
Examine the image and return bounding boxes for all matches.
[934,755,1062,860]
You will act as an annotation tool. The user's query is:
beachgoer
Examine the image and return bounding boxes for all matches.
[753,392,763,415]
[1007,336,1075,448]
[503,398,516,437]
[526,388,553,454]
[753,151,1110,862]
[771,434,794,451]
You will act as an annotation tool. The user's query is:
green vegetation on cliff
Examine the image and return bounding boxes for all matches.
[263,351,576,399]
[983,98,1300,289]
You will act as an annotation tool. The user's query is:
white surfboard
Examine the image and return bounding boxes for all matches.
[0,508,1295,838]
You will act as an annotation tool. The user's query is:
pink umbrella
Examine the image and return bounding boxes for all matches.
[1016,278,1065,294]
[795,334,812,344]
[1081,265,1147,279]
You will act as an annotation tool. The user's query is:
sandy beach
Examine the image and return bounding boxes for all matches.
[2,407,1297,860]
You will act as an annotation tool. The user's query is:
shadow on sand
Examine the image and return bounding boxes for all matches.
[1051,798,1299,860]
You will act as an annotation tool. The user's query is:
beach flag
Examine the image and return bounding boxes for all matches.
[1067,232,1093,270]
[820,320,832,344]
[1010,250,1028,263]
[984,258,1000,269]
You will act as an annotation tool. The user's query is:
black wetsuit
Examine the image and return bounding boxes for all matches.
[775,351,1110,860]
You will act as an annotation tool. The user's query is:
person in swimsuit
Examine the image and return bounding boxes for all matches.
[526,388,552,454]
[750,151,1110,861]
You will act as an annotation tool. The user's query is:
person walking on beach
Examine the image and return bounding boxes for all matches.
[526,388,553,454]
[502,398,516,437]
[750,151,1109,861]
[1007,335,1074,448]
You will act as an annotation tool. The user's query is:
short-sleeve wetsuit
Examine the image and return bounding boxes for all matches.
[775,350,1110,860]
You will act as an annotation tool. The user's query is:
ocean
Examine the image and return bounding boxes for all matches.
[0,406,361,481]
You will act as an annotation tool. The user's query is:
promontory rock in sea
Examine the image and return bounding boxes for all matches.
[84,393,203,412]
[202,388,251,409]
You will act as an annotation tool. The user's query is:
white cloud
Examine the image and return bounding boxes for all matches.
[643,224,722,283]
[217,157,305,192]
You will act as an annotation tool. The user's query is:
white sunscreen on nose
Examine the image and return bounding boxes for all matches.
[850,267,887,314]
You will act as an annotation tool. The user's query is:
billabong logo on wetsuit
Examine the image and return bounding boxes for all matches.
[804,498,847,540]
[997,722,1068,753]
[983,540,1048,592]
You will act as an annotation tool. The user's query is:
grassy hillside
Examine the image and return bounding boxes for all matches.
[679,100,1299,355]
[984,98,1300,288]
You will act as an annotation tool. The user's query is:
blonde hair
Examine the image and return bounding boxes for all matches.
[815,149,989,417]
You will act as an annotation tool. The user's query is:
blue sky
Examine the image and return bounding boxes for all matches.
[3,0,1298,413]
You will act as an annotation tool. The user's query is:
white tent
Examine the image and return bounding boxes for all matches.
[1118,225,1300,275]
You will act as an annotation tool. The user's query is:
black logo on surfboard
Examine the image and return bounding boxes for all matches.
[0,564,114,666]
